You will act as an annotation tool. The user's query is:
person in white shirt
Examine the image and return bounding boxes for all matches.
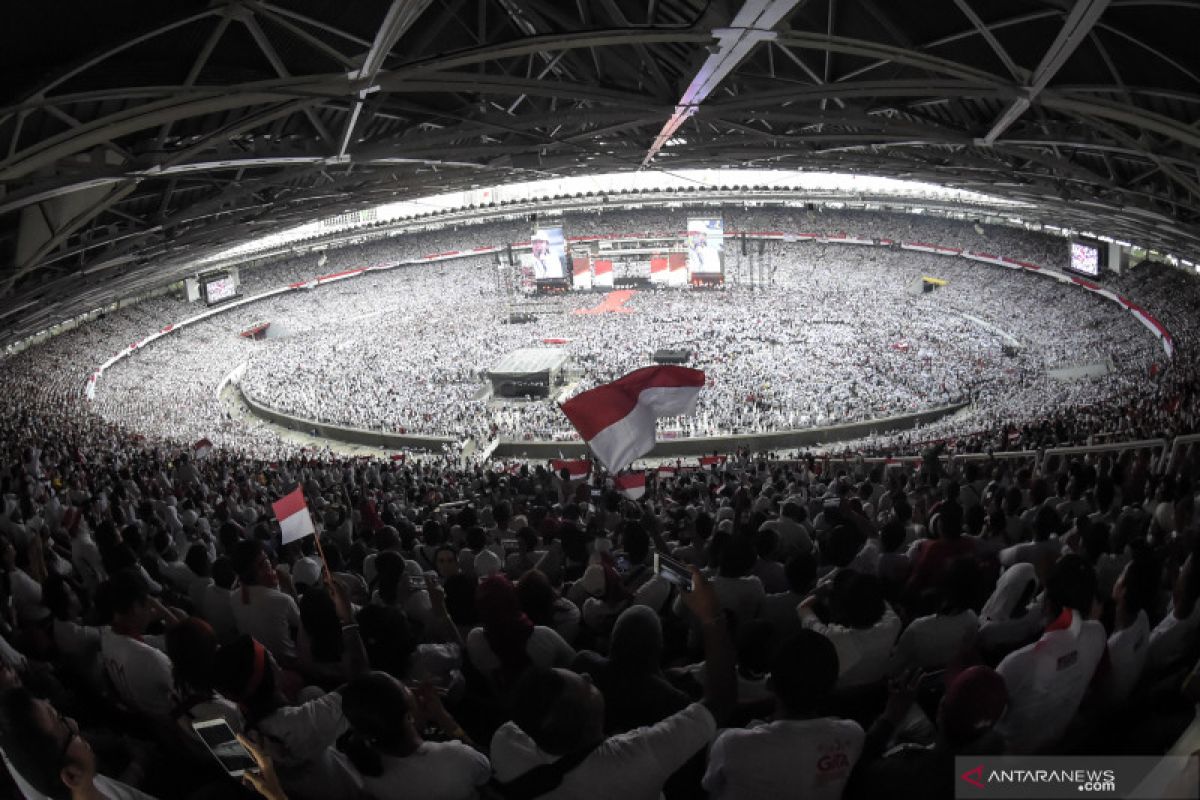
[489,566,735,800]
[230,540,301,666]
[888,557,978,675]
[465,574,575,691]
[99,569,186,720]
[1105,553,1156,707]
[799,571,901,690]
[0,688,158,800]
[995,554,1107,753]
[213,581,369,800]
[340,671,490,800]
[201,557,239,643]
[1147,549,1200,675]
[762,552,816,642]
[703,629,864,800]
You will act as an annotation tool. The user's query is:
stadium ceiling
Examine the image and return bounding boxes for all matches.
[3,0,1200,322]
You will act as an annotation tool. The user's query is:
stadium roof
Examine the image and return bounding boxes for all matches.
[2,0,1200,331]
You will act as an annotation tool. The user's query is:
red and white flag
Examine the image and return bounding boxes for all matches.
[699,455,727,466]
[560,366,706,473]
[614,472,646,500]
[193,438,213,460]
[551,459,591,480]
[272,487,315,544]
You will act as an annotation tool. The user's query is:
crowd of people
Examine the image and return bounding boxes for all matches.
[50,210,1170,454]
[0,205,1198,799]
[0,399,1198,798]
[0,209,1190,470]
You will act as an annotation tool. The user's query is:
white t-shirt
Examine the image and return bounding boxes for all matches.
[702,717,865,800]
[99,628,175,717]
[491,702,717,800]
[995,610,1106,753]
[201,584,239,643]
[258,691,361,800]
[8,569,47,623]
[465,625,575,676]
[230,585,300,663]
[888,610,978,674]
[1106,610,1150,705]
[356,741,491,800]
[799,605,902,689]
[1147,602,1200,673]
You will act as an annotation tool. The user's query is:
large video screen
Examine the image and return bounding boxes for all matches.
[1068,241,1101,277]
[523,225,567,281]
[686,218,724,274]
[204,274,238,305]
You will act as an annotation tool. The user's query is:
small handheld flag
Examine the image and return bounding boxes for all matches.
[272,487,315,545]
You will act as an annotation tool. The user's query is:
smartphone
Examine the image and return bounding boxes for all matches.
[500,538,519,552]
[192,719,257,777]
[653,552,693,591]
[407,575,427,590]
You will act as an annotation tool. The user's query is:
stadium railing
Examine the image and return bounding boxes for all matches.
[1040,438,1170,475]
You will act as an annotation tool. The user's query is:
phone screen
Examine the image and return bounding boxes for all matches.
[192,720,257,776]
[653,552,693,591]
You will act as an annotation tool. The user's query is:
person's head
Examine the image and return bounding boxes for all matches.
[300,588,345,664]
[211,556,236,590]
[338,672,422,776]
[940,558,979,615]
[880,518,906,554]
[830,570,886,629]
[184,544,211,579]
[608,605,663,675]
[937,666,1008,749]
[441,574,479,628]
[165,618,219,698]
[719,533,757,578]
[736,620,775,679]
[434,545,459,578]
[212,635,281,721]
[1032,505,1061,542]
[768,631,839,718]
[232,539,277,590]
[784,552,817,596]
[0,688,95,800]
[935,502,963,540]
[356,604,416,679]
[515,569,557,626]
[106,569,152,632]
[1114,547,1159,619]
[620,523,650,565]
[754,526,780,561]
[41,574,81,622]
[374,550,406,606]
[512,666,605,755]
[1045,554,1097,619]
[823,524,864,569]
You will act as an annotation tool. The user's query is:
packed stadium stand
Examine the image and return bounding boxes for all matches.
[2,3,1200,800]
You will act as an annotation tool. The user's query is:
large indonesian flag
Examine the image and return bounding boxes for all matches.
[614,472,646,500]
[272,487,315,545]
[560,366,705,473]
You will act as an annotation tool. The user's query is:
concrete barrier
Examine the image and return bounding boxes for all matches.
[239,387,457,452]
[491,404,967,459]
[240,386,965,459]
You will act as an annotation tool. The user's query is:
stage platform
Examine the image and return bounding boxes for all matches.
[488,348,570,399]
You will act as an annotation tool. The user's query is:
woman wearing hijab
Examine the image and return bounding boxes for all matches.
[465,574,574,693]
[977,562,1044,661]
